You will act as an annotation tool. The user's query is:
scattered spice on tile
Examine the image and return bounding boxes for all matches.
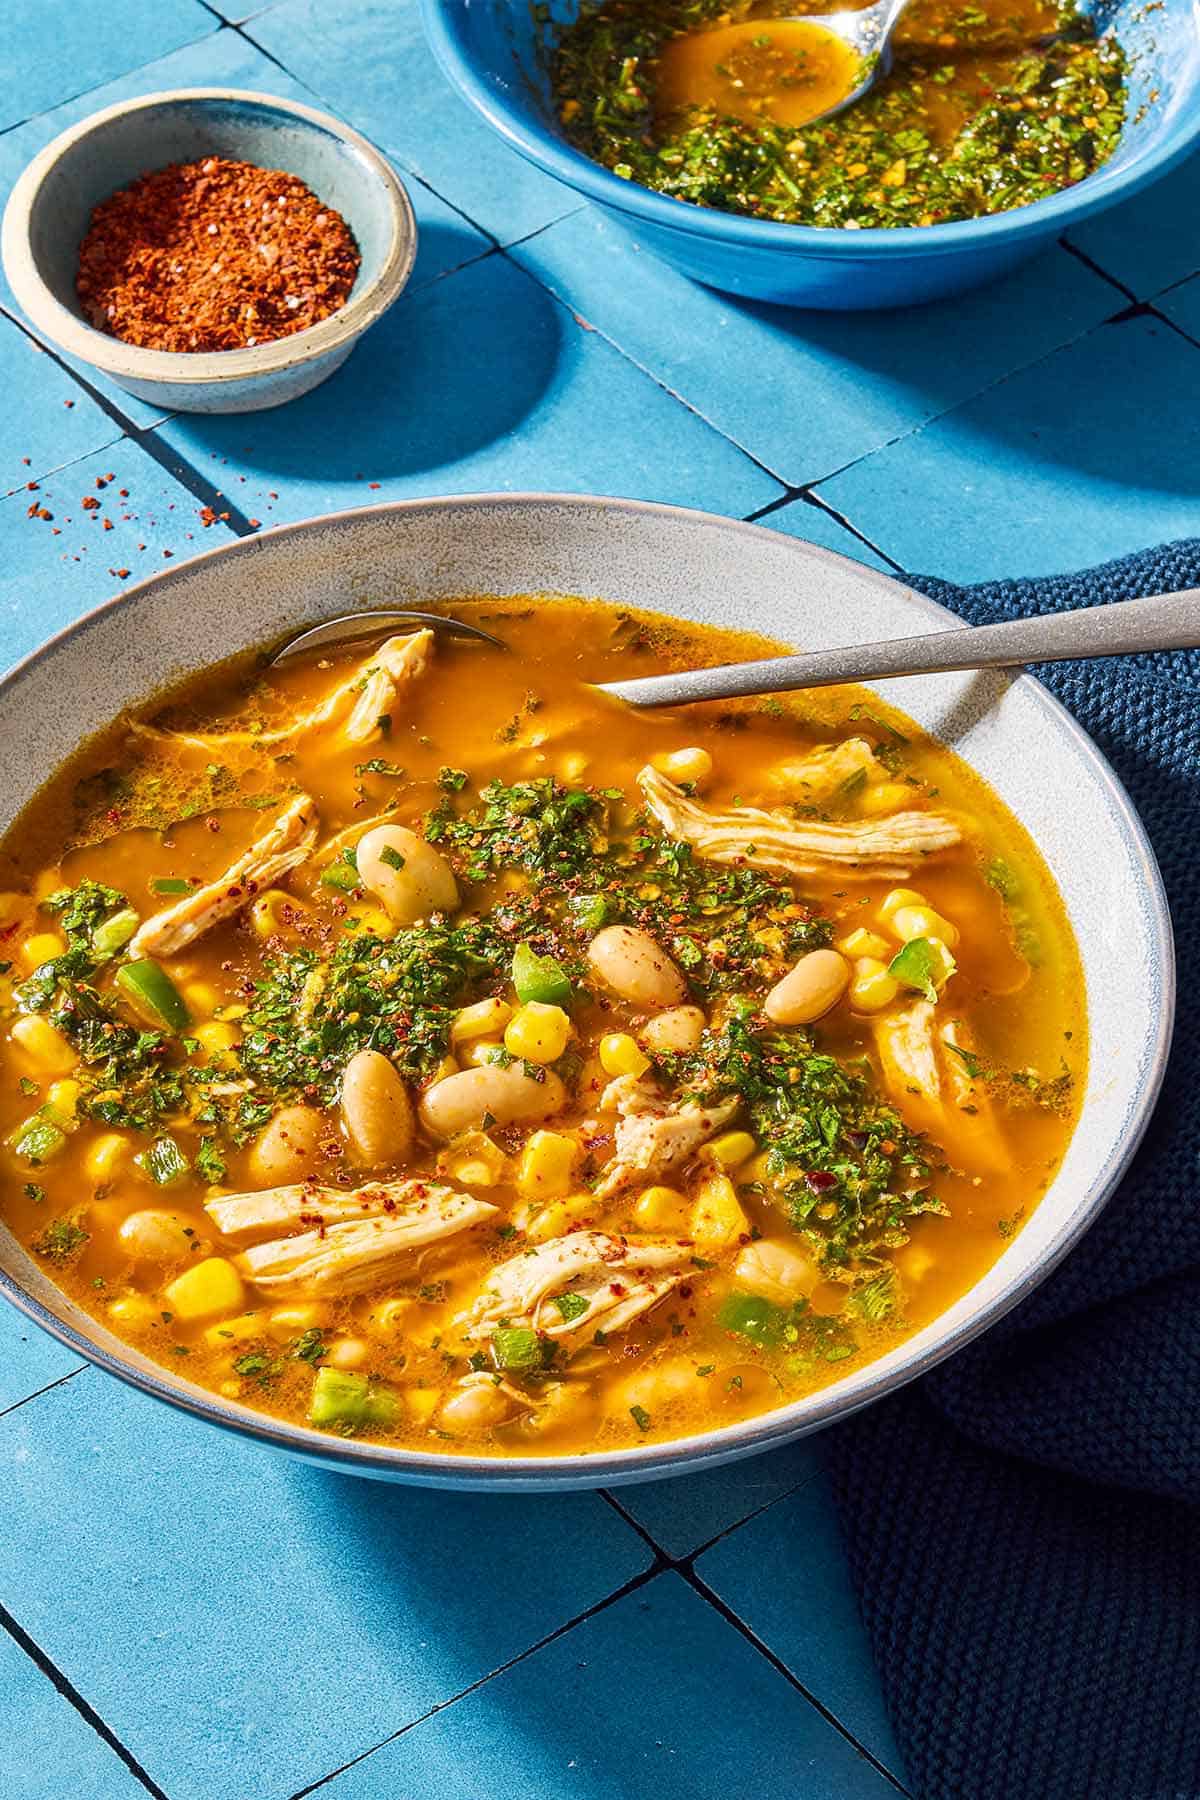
[76,156,361,353]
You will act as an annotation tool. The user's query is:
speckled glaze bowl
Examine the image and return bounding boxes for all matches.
[0,497,1174,1489]
[1,89,417,413]
[422,0,1200,309]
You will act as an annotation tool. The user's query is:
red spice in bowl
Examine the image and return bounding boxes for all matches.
[76,156,361,353]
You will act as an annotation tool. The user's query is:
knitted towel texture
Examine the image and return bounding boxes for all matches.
[825,540,1200,1800]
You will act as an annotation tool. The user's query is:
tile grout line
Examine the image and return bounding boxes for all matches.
[287,1559,668,1799]
[0,1364,86,1423]
[598,1487,910,1795]
[0,1603,172,1800]
[1058,235,1137,304]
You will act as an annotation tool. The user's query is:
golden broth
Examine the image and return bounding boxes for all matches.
[655,19,864,130]
[0,598,1084,1456]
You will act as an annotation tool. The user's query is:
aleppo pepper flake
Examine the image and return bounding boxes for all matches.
[76,156,361,354]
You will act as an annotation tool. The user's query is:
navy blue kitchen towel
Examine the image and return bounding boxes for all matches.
[825,540,1200,1800]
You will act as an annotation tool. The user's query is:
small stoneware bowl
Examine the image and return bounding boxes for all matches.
[0,496,1174,1491]
[1,89,417,413]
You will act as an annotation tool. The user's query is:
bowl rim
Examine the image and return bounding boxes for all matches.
[0,88,418,387]
[0,493,1175,1488]
[420,0,1200,257]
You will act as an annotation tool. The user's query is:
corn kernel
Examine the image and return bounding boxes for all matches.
[344,905,393,939]
[10,1013,76,1073]
[743,1151,775,1187]
[267,1302,332,1337]
[652,746,713,788]
[691,1172,749,1254]
[162,1256,245,1323]
[517,1129,578,1200]
[45,1078,81,1119]
[707,1130,757,1171]
[439,1130,509,1187]
[326,1336,369,1370]
[182,980,220,1017]
[504,1002,571,1065]
[849,957,901,1012]
[459,1038,507,1069]
[891,905,960,950]
[879,887,926,922]
[192,1019,241,1060]
[526,1191,597,1242]
[85,1132,129,1182]
[858,782,916,816]
[632,1185,689,1230]
[404,1388,440,1422]
[203,1311,266,1350]
[451,997,513,1044]
[837,927,892,960]
[598,1032,650,1079]
[21,932,66,972]
[107,1293,158,1328]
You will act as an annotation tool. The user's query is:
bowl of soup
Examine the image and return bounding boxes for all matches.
[0,495,1172,1489]
[420,0,1200,307]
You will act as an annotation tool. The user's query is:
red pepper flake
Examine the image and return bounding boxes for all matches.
[102,518,114,531]
[162,548,173,558]
[247,518,260,530]
[76,156,361,353]
[25,481,38,492]
[81,495,100,510]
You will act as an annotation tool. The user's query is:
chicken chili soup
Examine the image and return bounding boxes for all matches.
[0,600,1083,1455]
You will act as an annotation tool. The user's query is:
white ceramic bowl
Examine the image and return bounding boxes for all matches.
[1,89,417,414]
[0,497,1173,1489]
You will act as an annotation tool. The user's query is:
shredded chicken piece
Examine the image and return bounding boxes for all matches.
[211,1180,497,1297]
[765,737,877,802]
[129,794,318,958]
[595,1083,739,1198]
[873,1002,1010,1174]
[637,765,962,881]
[455,1230,694,1353]
[132,631,434,754]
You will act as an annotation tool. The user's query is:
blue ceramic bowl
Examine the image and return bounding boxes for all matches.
[422,0,1200,309]
[1,89,417,412]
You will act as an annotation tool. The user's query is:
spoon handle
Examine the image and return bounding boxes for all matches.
[599,588,1200,707]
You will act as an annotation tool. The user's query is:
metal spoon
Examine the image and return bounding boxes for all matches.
[781,0,915,123]
[598,589,1200,708]
[269,608,507,666]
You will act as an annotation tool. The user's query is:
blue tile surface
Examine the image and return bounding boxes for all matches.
[318,1572,897,1800]
[153,252,781,526]
[0,0,1194,1785]
[0,314,120,492]
[618,1439,823,1560]
[0,1303,81,1416]
[0,0,214,132]
[510,208,1121,487]
[0,442,236,646]
[699,1464,907,1785]
[0,1372,649,1800]
[816,312,1200,581]
[1067,149,1200,302]
[0,1626,147,1800]
[249,0,584,246]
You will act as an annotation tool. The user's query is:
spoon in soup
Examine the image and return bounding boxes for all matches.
[597,589,1200,707]
[653,1,916,134]
[268,608,507,666]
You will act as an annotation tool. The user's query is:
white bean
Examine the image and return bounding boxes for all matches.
[763,948,849,1025]
[249,1105,325,1185]
[418,1063,566,1140]
[439,1380,520,1434]
[640,1005,706,1054]
[355,824,459,926]
[733,1238,815,1305]
[587,925,686,1010]
[340,1048,414,1168]
[117,1209,195,1263]
[324,1336,369,1370]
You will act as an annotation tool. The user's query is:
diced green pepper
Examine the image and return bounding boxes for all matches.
[569,893,609,932]
[136,1134,190,1187]
[512,943,571,1007]
[151,877,193,897]
[888,937,955,1004]
[716,1291,789,1347]
[10,1115,66,1165]
[309,1366,399,1431]
[92,908,140,958]
[115,959,190,1033]
[491,1325,551,1372]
